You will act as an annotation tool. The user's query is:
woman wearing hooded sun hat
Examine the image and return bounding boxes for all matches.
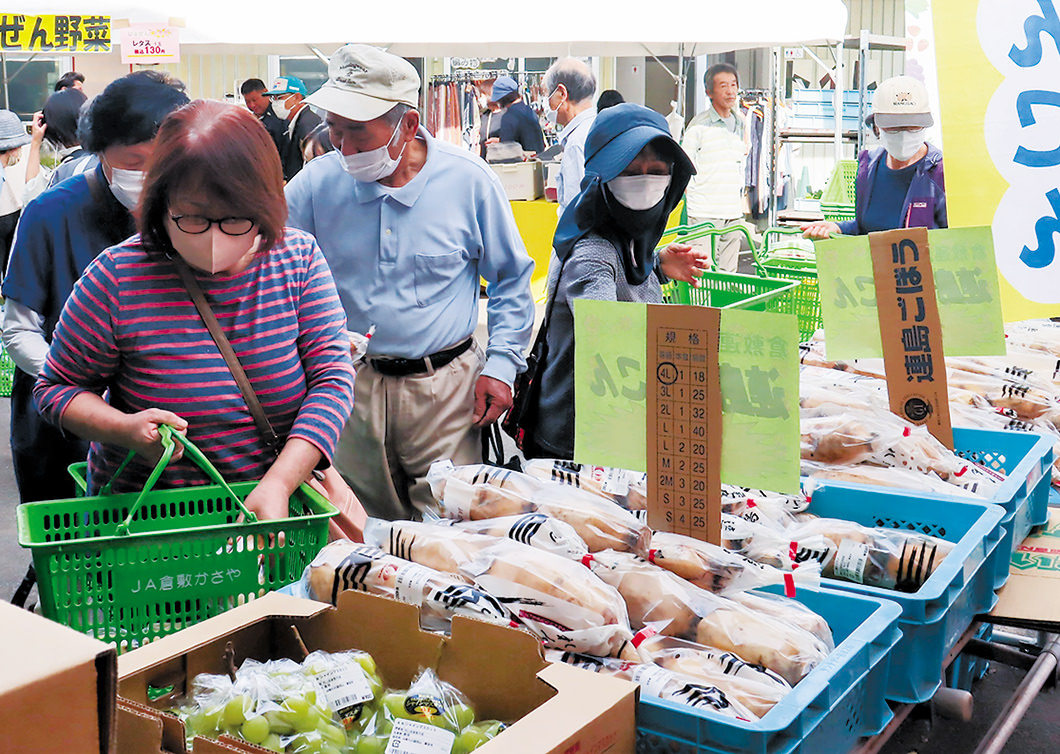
[802,75,947,239]
[525,102,711,460]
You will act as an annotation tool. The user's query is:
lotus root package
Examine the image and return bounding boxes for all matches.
[521,459,648,511]
[427,460,651,556]
[583,550,828,685]
[545,649,772,721]
[301,540,510,632]
[446,512,589,560]
[365,518,497,575]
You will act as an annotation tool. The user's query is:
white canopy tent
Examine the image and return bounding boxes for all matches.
[19,1,848,57]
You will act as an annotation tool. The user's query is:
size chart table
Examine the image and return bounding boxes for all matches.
[646,305,723,543]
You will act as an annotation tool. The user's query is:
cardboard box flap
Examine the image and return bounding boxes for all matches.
[120,698,187,754]
[117,702,166,754]
[991,508,1060,630]
[0,601,114,690]
[437,612,552,722]
[118,592,329,680]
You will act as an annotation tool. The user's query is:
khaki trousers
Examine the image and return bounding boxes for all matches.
[334,341,484,520]
[688,215,744,273]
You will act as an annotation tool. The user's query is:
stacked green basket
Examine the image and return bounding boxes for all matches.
[0,342,15,397]
[820,159,857,223]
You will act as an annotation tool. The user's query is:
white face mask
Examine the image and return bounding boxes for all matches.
[271,95,292,120]
[339,120,407,183]
[879,129,925,162]
[606,175,671,211]
[545,88,561,130]
[107,166,145,211]
[166,220,262,275]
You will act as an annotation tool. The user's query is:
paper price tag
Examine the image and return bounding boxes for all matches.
[833,540,870,584]
[314,664,373,715]
[630,664,673,698]
[394,563,433,607]
[385,718,456,754]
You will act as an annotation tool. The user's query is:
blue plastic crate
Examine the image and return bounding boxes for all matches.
[636,587,902,754]
[806,484,1005,703]
[947,623,992,691]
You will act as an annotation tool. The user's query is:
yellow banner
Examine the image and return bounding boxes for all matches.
[0,14,111,53]
[933,0,1060,320]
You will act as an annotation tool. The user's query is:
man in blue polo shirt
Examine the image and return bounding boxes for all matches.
[286,44,534,520]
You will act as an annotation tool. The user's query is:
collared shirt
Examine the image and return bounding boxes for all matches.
[681,104,747,219]
[285,127,535,386]
[557,107,596,210]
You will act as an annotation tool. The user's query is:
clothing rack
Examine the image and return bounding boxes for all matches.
[430,70,512,84]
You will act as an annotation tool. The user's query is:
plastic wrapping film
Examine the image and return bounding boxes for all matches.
[447,512,589,560]
[301,540,511,632]
[583,550,829,685]
[427,460,651,556]
[521,459,648,511]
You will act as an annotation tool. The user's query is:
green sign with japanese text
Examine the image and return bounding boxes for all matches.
[574,300,799,492]
[816,226,1006,360]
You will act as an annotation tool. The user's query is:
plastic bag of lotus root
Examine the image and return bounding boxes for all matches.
[583,549,828,685]
[427,460,651,556]
[721,483,809,514]
[544,649,772,721]
[727,590,834,651]
[445,512,589,560]
[364,518,497,575]
[459,539,640,661]
[801,461,985,500]
[647,531,821,595]
[522,459,648,511]
[301,540,510,632]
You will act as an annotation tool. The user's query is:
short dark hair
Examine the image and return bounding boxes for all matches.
[240,78,267,96]
[80,70,189,153]
[42,88,87,148]
[140,100,287,256]
[597,89,625,111]
[497,91,521,108]
[704,62,739,93]
[54,71,84,91]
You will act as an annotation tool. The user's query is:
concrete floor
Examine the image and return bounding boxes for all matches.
[0,375,1057,752]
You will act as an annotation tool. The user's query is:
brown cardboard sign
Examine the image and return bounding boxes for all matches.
[989,508,1060,631]
[869,227,954,448]
[646,304,723,544]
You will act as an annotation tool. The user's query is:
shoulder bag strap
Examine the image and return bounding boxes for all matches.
[171,255,282,452]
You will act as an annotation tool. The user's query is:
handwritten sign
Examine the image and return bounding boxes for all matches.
[0,14,110,52]
[816,226,1005,361]
[120,24,180,64]
[574,300,799,493]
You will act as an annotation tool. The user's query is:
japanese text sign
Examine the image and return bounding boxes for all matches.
[0,14,110,52]
[574,300,799,494]
[870,228,954,447]
[120,24,180,64]
[934,0,1060,319]
[816,226,1005,361]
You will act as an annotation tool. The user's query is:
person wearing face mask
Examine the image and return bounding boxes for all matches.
[802,75,946,239]
[526,103,710,460]
[241,77,289,162]
[266,76,322,182]
[286,43,534,521]
[487,76,544,154]
[0,110,32,274]
[542,57,597,211]
[1,70,188,504]
[34,100,359,528]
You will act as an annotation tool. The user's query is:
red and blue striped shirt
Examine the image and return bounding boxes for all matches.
[34,228,356,494]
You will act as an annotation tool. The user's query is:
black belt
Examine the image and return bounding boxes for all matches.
[368,338,473,377]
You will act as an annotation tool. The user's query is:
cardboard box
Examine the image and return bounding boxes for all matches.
[117,591,636,754]
[490,161,544,201]
[990,507,1060,630]
[544,162,561,203]
[0,600,117,754]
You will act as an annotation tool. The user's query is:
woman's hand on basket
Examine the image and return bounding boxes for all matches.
[659,243,712,286]
[800,221,841,240]
[243,475,293,521]
[121,409,188,463]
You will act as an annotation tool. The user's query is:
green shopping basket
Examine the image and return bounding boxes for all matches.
[68,462,89,495]
[18,425,337,652]
[820,159,857,223]
[754,226,822,341]
[0,342,15,397]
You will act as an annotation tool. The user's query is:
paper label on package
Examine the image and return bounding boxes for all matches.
[833,540,870,584]
[596,467,633,496]
[385,718,455,754]
[630,664,673,698]
[394,563,433,607]
[441,477,473,520]
[314,664,373,714]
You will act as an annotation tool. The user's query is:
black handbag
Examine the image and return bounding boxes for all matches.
[501,256,566,454]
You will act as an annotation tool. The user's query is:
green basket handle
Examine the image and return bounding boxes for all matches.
[754,226,812,269]
[114,425,258,536]
[657,224,762,276]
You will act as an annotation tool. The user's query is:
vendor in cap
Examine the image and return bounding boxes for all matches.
[526,103,711,459]
[285,44,534,520]
[488,75,545,154]
[802,75,946,238]
[266,75,322,181]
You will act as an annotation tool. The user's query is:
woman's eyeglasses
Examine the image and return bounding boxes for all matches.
[169,215,255,236]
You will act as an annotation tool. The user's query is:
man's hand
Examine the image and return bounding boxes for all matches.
[472,375,513,428]
[801,221,842,240]
[118,408,188,463]
[659,242,712,285]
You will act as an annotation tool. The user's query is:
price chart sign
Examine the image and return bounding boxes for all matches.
[646,305,723,543]
[120,23,180,64]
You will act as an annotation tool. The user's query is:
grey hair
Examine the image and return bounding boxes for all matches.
[381,103,412,127]
[544,58,596,104]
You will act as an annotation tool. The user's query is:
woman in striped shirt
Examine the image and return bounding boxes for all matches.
[34,99,357,521]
